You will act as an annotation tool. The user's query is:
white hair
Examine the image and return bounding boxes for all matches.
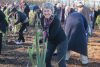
[42,2,54,14]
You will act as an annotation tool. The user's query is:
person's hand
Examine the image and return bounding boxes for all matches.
[43,31,46,38]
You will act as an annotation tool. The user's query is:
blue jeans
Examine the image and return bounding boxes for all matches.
[88,21,93,36]
[45,39,68,67]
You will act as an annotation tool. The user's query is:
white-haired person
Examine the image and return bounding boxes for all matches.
[41,2,68,67]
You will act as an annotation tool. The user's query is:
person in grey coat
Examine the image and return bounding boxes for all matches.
[64,12,88,64]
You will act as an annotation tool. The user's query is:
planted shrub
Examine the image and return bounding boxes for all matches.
[96,15,100,29]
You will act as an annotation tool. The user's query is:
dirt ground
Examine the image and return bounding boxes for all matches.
[0,27,100,67]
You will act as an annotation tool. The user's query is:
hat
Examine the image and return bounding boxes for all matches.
[76,1,84,7]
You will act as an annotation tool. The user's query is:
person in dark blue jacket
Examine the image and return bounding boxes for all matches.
[10,7,29,44]
[24,2,30,18]
[64,12,88,64]
[41,2,68,67]
[0,9,8,54]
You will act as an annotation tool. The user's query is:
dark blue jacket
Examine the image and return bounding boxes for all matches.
[14,11,28,25]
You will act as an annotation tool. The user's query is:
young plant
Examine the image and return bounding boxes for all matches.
[96,15,100,29]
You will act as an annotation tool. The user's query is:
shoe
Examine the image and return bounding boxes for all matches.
[65,51,70,61]
[80,55,88,64]
[15,40,24,45]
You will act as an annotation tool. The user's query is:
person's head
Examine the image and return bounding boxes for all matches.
[24,2,28,6]
[56,2,61,8]
[42,2,54,19]
[90,7,94,12]
[62,4,66,9]
[76,1,84,12]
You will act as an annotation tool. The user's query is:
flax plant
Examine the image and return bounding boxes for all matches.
[28,13,47,67]
[96,15,100,29]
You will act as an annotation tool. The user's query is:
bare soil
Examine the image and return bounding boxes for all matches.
[0,27,100,67]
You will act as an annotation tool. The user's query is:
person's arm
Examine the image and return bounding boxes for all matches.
[82,15,88,32]
[14,12,20,25]
[49,17,60,39]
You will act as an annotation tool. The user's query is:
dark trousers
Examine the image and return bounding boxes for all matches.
[25,13,29,19]
[92,21,95,29]
[0,33,2,54]
[18,23,28,42]
[45,39,68,67]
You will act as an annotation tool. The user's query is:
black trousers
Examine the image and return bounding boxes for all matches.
[25,13,29,19]
[0,33,2,54]
[18,23,28,42]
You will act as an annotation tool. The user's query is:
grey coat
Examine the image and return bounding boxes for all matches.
[64,12,88,56]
